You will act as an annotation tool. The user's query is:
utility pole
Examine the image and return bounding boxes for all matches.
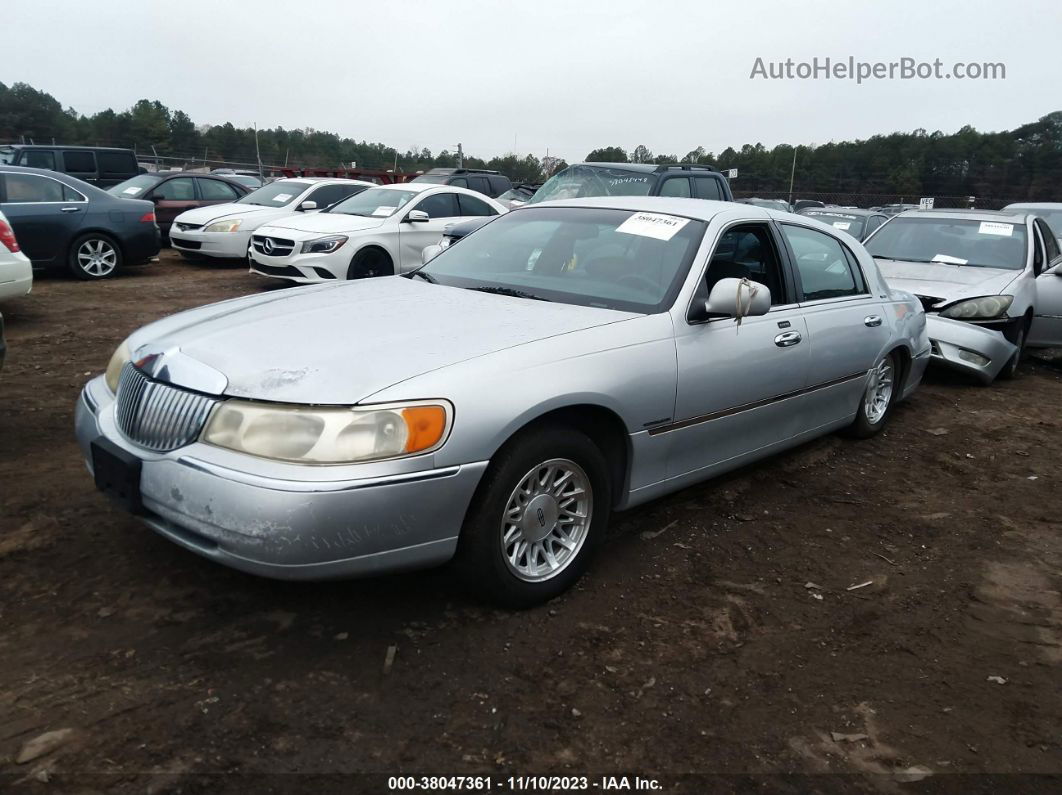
[151,144,159,172]
[787,147,798,206]
[457,143,463,169]
[254,123,263,180]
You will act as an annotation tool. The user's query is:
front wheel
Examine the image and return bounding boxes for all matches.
[843,352,898,439]
[68,233,122,280]
[346,248,394,280]
[454,425,611,608]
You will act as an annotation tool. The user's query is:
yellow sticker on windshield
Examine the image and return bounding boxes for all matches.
[616,212,690,241]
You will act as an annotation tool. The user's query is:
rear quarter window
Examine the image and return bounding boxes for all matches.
[62,151,96,173]
[97,151,137,176]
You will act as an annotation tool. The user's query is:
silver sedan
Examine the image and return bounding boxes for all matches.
[76,197,929,606]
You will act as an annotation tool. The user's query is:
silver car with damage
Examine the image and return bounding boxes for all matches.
[866,209,1062,383]
[76,198,929,606]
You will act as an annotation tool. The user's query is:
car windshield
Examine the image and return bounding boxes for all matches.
[327,187,420,217]
[804,212,867,238]
[529,165,654,204]
[865,216,1028,270]
[1007,206,1062,237]
[236,181,311,206]
[417,206,705,312]
[107,174,161,198]
[229,175,262,187]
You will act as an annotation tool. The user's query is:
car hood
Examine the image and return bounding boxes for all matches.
[127,277,637,404]
[874,258,1021,304]
[257,213,386,238]
[173,203,297,227]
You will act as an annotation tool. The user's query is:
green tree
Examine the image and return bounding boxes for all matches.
[585,146,628,163]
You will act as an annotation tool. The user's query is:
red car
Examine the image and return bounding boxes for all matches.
[108,172,251,239]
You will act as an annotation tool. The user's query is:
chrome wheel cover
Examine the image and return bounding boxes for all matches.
[77,239,118,276]
[500,458,592,583]
[864,357,894,424]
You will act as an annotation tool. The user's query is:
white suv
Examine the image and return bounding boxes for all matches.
[0,209,32,301]
[169,178,375,261]
[249,183,506,281]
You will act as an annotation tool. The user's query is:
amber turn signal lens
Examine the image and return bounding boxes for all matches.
[402,406,448,453]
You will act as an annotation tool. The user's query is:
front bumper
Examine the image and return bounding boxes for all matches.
[75,376,487,580]
[248,250,343,283]
[170,228,251,259]
[924,315,1017,384]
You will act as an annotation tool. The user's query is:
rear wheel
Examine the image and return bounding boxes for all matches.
[68,233,122,280]
[454,425,611,608]
[346,248,394,280]
[844,351,898,439]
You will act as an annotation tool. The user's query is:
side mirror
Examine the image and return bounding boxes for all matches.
[150,194,163,203]
[405,210,430,224]
[298,200,317,211]
[422,244,443,264]
[704,277,771,319]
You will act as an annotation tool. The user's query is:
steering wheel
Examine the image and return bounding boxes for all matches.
[616,274,659,293]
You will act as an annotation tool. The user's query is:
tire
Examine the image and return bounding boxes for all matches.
[68,233,122,280]
[454,424,612,608]
[844,351,898,439]
[346,248,394,280]
[997,317,1029,381]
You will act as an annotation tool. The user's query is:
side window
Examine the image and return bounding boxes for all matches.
[62,151,96,174]
[865,215,887,237]
[782,224,863,301]
[152,178,196,201]
[659,177,691,198]
[457,193,497,217]
[841,246,869,293]
[415,192,459,218]
[693,176,723,200]
[1036,219,1060,264]
[704,223,787,306]
[449,177,469,189]
[23,150,56,170]
[197,178,240,201]
[488,176,509,196]
[3,173,64,202]
[467,176,490,195]
[63,184,86,201]
[97,151,136,177]
[307,184,365,208]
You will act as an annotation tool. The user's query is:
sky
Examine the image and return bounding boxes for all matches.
[8,0,1062,162]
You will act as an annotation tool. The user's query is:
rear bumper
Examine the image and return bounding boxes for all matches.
[0,254,33,300]
[925,315,1017,384]
[123,227,161,264]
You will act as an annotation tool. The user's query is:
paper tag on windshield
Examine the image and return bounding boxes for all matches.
[616,212,689,241]
[372,206,396,217]
[932,254,968,265]
[978,221,1013,236]
[272,193,292,203]
[832,221,852,230]
[122,186,142,195]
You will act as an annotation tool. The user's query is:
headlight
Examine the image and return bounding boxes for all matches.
[940,295,1013,320]
[204,219,242,233]
[300,235,348,254]
[201,400,452,464]
[105,341,132,394]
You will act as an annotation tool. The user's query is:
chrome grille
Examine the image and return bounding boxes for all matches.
[114,364,217,452]
[251,234,295,257]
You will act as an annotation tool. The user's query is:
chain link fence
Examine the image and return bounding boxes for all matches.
[730,190,1023,211]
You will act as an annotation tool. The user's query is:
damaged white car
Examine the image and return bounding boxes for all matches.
[866,209,1062,383]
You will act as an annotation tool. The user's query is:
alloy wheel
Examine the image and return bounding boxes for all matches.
[77,239,118,277]
[864,357,894,425]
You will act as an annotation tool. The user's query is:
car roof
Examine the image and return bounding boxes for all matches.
[1003,202,1062,209]
[530,196,753,221]
[0,143,132,152]
[895,208,1032,223]
[570,162,721,174]
[802,208,880,217]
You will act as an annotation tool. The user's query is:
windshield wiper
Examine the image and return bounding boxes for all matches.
[872,254,934,263]
[406,270,437,283]
[469,286,550,301]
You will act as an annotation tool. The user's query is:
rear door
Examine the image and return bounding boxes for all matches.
[397,191,461,271]
[0,172,87,265]
[1030,218,1062,346]
[669,221,811,477]
[61,150,98,185]
[195,177,242,209]
[778,222,890,426]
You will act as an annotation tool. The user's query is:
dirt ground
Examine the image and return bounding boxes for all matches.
[1,251,1060,793]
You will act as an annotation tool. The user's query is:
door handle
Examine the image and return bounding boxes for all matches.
[864,315,883,327]
[60,206,81,213]
[774,331,802,347]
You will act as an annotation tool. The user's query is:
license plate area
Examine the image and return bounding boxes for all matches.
[91,438,143,514]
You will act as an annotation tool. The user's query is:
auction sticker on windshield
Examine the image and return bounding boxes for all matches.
[122,187,142,195]
[616,212,690,241]
[978,221,1014,236]
[832,221,852,230]
[272,193,292,203]
[372,206,396,217]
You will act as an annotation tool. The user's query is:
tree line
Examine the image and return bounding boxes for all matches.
[2,81,1060,200]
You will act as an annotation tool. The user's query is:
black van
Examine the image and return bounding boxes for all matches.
[528,163,733,204]
[410,168,512,198]
[0,145,140,188]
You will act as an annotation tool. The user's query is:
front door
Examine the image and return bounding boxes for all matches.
[0,172,85,265]
[668,222,811,478]
[397,192,462,272]
[149,177,197,235]
[1030,219,1062,346]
